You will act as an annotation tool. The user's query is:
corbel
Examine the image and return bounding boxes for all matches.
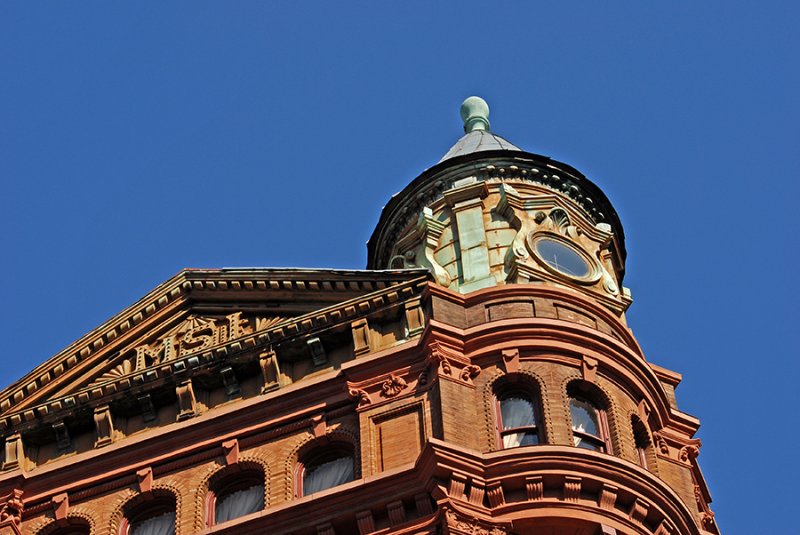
[351,319,371,357]
[629,498,649,524]
[136,467,153,494]
[386,501,406,526]
[307,337,327,366]
[220,366,241,397]
[2,434,22,471]
[448,472,468,500]
[654,519,676,535]
[414,493,434,516]
[486,481,506,508]
[259,349,280,394]
[598,484,618,510]
[311,415,326,438]
[356,510,376,534]
[222,439,239,465]
[467,480,485,505]
[93,404,114,448]
[525,476,543,501]
[316,523,335,535]
[175,379,197,421]
[501,348,520,374]
[563,476,581,502]
[581,356,599,383]
[138,394,157,423]
[51,493,68,521]
[53,421,71,451]
[404,296,425,336]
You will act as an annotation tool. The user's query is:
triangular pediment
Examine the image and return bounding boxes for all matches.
[0,268,429,420]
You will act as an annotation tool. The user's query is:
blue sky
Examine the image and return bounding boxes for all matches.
[2,3,798,532]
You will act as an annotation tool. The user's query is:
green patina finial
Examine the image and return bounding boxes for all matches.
[460,96,490,133]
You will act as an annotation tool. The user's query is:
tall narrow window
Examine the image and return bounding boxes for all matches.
[207,470,265,526]
[632,416,651,469]
[299,446,355,496]
[569,396,610,452]
[496,391,540,448]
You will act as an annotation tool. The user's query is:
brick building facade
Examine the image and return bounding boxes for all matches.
[0,98,717,534]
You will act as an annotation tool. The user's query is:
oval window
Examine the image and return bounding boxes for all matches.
[533,238,592,279]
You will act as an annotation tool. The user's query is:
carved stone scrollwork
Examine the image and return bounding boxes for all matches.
[460,364,481,383]
[380,375,407,398]
[0,489,23,527]
[653,432,669,455]
[443,506,508,535]
[428,343,453,377]
[348,388,372,409]
[679,444,700,464]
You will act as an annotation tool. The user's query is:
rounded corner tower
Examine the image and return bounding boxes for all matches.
[364,97,718,535]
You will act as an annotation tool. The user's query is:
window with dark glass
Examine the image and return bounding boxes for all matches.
[496,391,540,448]
[299,446,355,496]
[569,396,610,452]
[207,470,264,526]
[122,497,176,535]
[632,417,651,469]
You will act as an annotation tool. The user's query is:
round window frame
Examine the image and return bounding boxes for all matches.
[527,232,601,285]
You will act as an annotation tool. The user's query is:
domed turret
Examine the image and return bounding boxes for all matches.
[368,97,630,315]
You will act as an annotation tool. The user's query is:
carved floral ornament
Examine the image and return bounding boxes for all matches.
[443,506,508,535]
[380,375,408,398]
[92,313,281,386]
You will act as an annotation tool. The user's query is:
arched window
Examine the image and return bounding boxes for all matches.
[120,494,176,535]
[632,416,652,469]
[41,519,91,535]
[495,389,540,448]
[569,395,610,453]
[207,469,265,526]
[298,444,355,496]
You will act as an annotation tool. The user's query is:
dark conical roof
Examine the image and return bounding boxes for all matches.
[438,129,521,163]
